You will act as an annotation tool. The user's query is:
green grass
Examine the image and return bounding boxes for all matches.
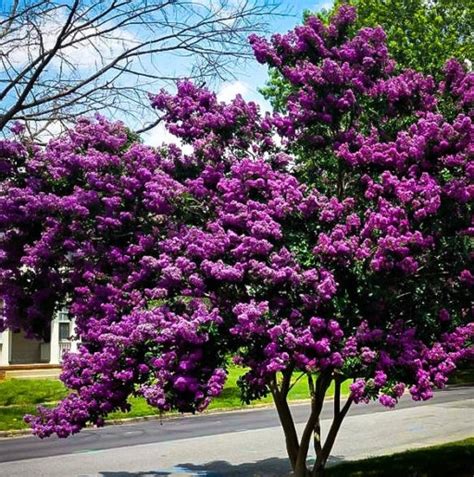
[0,367,350,431]
[0,379,67,407]
[207,367,351,410]
[448,366,474,386]
[1,364,471,432]
[327,437,474,477]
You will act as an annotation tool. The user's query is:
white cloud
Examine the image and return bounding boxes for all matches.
[317,1,334,12]
[217,79,272,114]
[217,80,249,102]
[8,10,138,70]
[191,0,242,25]
[25,119,66,143]
[146,121,180,147]
[145,120,194,155]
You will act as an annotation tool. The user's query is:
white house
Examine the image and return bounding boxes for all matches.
[0,309,79,371]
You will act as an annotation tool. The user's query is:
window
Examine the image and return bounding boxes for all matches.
[59,322,70,341]
[56,308,69,322]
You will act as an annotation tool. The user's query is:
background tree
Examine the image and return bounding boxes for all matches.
[0,0,281,139]
[333,0,474,77]
[0,5,472,477]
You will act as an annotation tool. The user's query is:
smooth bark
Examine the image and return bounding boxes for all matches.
[270,370,352,477]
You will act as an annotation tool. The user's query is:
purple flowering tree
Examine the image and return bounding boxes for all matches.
[0,6,472,477]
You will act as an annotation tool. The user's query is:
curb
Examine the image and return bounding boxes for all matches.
[0,429,31,438]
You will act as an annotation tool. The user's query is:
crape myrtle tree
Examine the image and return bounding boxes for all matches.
[0,5,473,477]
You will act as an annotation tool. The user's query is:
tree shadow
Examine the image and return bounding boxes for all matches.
[100,455,345,476]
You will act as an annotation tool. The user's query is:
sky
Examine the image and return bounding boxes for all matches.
[147,0,334,145]
[215,1,333,107]
[0,0,333,142]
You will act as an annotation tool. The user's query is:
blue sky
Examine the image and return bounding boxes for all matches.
[146,0,334,145]
[219,1,333,107]
[0,0,333,141]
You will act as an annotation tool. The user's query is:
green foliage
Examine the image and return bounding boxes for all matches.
[334,0,473,78]
[260,68,294,113]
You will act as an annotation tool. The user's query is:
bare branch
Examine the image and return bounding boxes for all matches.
[136,116,164,135]
[0,0,285,139]
[0,0,80,130]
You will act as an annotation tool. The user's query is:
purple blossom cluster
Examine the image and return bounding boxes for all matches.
[249,6,473,407]
[250,4,440,162]
[0,5,472,439]
[150,80,274,161]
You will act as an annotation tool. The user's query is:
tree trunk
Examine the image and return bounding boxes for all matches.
[292,466,312,477]
[269,379,300,469]
[294,374,331,477]
[269,372,351,477]
[311,393,353,477]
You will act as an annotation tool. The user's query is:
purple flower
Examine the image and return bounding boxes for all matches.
[0,5,470,440]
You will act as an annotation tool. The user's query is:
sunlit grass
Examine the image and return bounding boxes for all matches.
[0,365,470,432]
[327,437,474,477]
[0,366,349,431]
[0,379,67,407]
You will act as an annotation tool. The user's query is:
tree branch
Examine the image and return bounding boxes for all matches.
[0,0,284,137]
[295,372,331,476]
[269,375,300,470]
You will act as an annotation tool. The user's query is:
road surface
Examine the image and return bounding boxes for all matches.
[0,385,472,476]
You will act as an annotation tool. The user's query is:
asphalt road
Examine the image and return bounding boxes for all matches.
[0,385,472,476]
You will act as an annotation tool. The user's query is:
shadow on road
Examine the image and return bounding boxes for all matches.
[99,455,345,476]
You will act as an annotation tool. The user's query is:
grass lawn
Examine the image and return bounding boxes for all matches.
[1,365,471,432]
[448,366,474,386]
[0,367,351,431]
[327,437,474,477]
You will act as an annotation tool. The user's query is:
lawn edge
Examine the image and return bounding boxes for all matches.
[0,396,319,438]
[2,378,473,439]
[325,435,474,475]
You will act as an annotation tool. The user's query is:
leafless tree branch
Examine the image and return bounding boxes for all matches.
[0,0,285,139]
